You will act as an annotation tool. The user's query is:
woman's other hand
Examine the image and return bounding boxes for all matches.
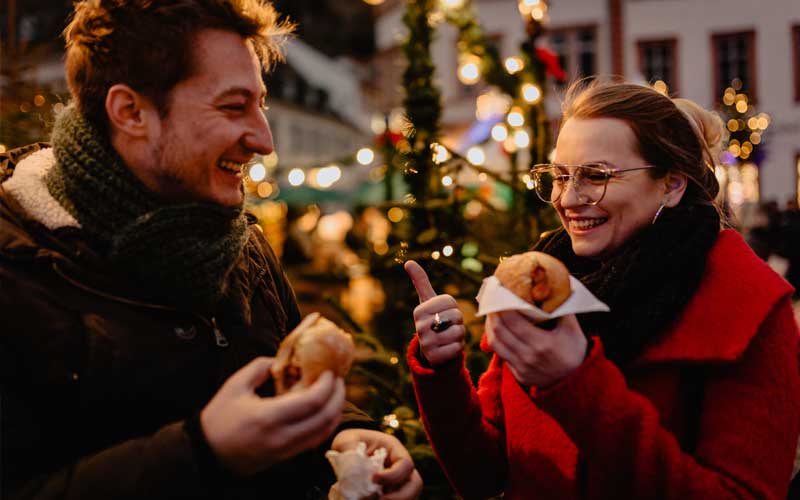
[404,260,466,366]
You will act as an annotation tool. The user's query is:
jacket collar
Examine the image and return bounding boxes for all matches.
[635,229,794,366]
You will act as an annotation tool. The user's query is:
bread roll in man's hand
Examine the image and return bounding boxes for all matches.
[271,313,355,394]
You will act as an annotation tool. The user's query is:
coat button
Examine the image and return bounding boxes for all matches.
[174,326,197,340]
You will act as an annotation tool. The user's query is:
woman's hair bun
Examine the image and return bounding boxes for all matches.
[673,98,724,168]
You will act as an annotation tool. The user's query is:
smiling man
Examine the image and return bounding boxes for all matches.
[0,1,421,499]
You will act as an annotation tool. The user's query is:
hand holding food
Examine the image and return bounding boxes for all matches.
[271,313,355,394]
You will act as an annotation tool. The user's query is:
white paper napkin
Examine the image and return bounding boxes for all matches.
[476,275,609,320]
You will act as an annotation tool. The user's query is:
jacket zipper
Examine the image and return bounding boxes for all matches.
[210,317,229,347]
[52,260,230,349]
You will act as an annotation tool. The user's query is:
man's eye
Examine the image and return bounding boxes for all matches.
[222,104,246,111]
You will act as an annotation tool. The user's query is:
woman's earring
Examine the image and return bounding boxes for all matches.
[652,203,666,224]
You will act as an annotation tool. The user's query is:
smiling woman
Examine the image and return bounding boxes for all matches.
[406,79,800,500]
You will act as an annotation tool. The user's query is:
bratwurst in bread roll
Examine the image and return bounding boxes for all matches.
[494,251,571,313]
[271,313,355,394]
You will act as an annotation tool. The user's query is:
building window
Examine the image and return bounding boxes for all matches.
[793,25,800,102]
[638,39,678,94]
[548,26,597,84]
[712,31,756,103]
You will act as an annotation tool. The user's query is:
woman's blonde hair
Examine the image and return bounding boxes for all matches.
[561,79,724,211]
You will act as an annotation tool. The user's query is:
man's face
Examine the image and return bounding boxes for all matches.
[146,29,273,206]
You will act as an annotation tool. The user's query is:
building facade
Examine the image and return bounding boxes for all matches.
[370,0,800,211]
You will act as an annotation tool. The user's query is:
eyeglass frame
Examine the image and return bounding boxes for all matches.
[530,162,657,206]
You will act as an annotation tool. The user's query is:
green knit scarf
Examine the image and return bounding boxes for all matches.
[47,105,248,313]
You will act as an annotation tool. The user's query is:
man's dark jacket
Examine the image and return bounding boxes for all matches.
[0,144,371,499]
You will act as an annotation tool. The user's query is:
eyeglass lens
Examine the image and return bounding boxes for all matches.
[532,166,608,204]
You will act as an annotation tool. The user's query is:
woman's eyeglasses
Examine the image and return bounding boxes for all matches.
[530,163,656,205]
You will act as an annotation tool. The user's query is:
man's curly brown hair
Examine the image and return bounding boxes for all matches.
[64,0,294,132]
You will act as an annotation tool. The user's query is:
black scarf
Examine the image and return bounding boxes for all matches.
[46,105,248,313]
[535,204,721,365]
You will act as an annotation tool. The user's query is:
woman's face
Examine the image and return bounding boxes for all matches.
[553,117,667,259]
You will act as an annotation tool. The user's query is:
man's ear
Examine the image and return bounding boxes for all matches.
[105,84,156,138]
[663,171,688,208]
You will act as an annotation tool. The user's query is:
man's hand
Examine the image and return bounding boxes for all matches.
[404,260,466,366]
[200,357,345,476]
[331,429,423,500]
[485,311,587,388]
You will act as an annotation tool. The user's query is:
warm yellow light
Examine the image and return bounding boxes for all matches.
[723,93,735,106]
[363,0,386,5]
[747,117,759,130]
[653,80,668,95]
[288,168,305,186]
[728,144,741,156]
[514,130,530,148]
[503,137,519,153]
[248,163,267,182]
[316,165,342,188]
[467,146,486,165]
[531,6,545,20]
[458,56,481,85]
[440,0,465,9]
[750,132,761,144]
[374,241,389,255]
[431,250,441,260]
[521,83,542,103]
[257,182,273,198]
[443,245,454,257]
[262,152,279,168]
[518,0,541,15]
[504,57,524,75]
[757,115,770,129]
[432,143,450,164]
[507,107,525,127]
[727,119,739,132]
[442,175,454,187]
[491,124,508,141]
[735,100,748,113]
[478,172,488,182]
[33,94,45,107]
[0,144,6,154]
[357,147,375,165]
[387,207,405,223]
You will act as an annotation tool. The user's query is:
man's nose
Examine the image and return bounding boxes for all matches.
[243,109,273,155]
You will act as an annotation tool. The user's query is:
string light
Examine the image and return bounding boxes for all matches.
[518,0,541,15]
[440,0,465,10]
[514,130,530,148]
[653,80,668,95]
[262,152,279,168]
[467,146,486,165]
[521,83,542,104]
[288,168,305,186]
[33,95,45,107]
[507,107,525,127]
[491,124,508,141]
[315,165,342,189]
[443,245,454,257]
[357,147,375,165]
[504,56,524,74]
[388,207,405,222]
[431,251,441,260]
[248,163,267,182]
[442,175,454,186]
[458,55,481,85]
[432,143,451,164]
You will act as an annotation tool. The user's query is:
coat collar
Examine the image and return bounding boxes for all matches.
[634,229,794,366]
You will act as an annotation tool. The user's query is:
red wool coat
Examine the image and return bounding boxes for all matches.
[408,230,800,499]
